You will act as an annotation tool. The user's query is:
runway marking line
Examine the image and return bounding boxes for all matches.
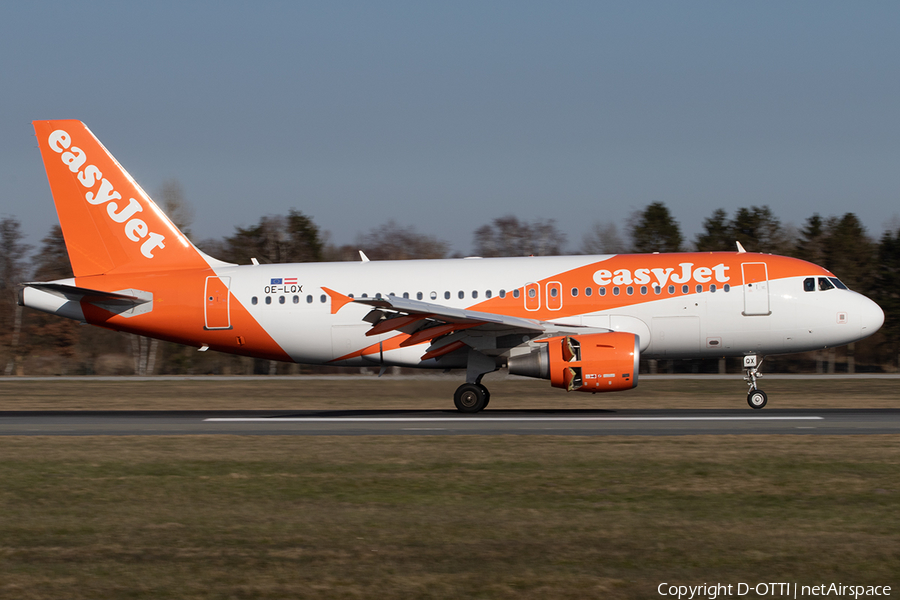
[204,416,825,423]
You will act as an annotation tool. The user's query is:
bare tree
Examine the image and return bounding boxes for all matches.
[356,221,449,260]
[1,218,31,375]
[581,222,627,254]
[473,216,565,257]
[159,179,194,239]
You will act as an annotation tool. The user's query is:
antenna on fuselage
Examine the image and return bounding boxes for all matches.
[359,250,370,262]
[735,241,747,254]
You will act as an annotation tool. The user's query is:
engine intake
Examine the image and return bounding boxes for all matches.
[508,332,639,393]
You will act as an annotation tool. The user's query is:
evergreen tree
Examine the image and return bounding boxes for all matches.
[694,209,733,251]
[823,213,874,293]
[728,205,788,253]
[630,202,682,253]
[793,214,827,265]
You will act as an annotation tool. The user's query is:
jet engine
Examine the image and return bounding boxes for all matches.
[508,332,639,393]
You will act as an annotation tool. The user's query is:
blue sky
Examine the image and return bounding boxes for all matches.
[1,2,898,254]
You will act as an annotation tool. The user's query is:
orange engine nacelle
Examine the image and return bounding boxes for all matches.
[508,332,639,393]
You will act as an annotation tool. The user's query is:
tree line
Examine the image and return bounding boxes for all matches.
[1,196,898,376]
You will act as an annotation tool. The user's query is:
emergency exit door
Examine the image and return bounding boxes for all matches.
[204,276,232,329]
[741,263,770,316]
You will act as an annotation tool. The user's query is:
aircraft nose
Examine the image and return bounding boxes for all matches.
[859,296,885,338]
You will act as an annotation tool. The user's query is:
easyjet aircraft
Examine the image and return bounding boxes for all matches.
[20,120,885,411]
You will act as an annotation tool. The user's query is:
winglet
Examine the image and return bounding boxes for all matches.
[322,287,355,314]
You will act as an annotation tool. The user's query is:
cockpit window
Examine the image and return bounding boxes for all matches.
[829,277,848,290]
[818,277,835,291]
[803,278,815,292]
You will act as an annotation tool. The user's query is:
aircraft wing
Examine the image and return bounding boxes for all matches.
[324,287,609,360]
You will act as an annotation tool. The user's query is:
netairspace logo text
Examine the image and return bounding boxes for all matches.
[658,582,892,599]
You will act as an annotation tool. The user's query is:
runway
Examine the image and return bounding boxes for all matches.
[0,408,898,436]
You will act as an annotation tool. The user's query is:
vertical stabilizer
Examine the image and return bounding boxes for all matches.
[33,120,211,276]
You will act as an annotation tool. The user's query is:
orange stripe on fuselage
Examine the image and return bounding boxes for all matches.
[464,252,830,322]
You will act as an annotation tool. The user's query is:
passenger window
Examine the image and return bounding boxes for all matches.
[417,292,423,300]
[528,288,536,298]
[361,293,368,298]
[640,286,647,295]
[486,290,492,299]
[458,291,465,299]
[696,284,702,293]
[550,287,558,298]
[626,286,633,295]
[306,295,313,303]
[818,277,835,291]
[444,291,451,300]
[724,284,730,292]
[251,296,258,305]
[613,287,620,296]
[654,286,661,295]
[710,284,717,293]
[265,296,272,305]
[803,278,815,292]
[571,287,579,297]
[375,293,382,300]
[472,291,478,299]
[668,285,675,294]
[320,295,326,303]
[599,288,606,296]
[499,289,506,298]
[293,295,299,304]
[829,277,848,290]
[403,292,409,299]
[585,288,592,297]
[279,296,285,304]
[430,291,437,300]
[682,285,689,294]
[513,289,520,299]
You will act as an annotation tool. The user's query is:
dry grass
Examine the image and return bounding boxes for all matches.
[0,435,898,599]
[0,376,898,411]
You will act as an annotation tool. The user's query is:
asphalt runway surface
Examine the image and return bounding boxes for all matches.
[0,408,898,436]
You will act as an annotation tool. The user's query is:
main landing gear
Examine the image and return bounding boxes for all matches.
[743,355,767,409]
[454,383,491,413]
[453,348,497,413]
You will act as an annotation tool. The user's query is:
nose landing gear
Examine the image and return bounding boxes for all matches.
[743,355,767,409]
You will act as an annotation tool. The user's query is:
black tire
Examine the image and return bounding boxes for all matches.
[747,389,768,410]
[477,383,491,408]
[454,383,487,413]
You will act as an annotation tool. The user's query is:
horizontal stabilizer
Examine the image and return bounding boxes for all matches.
[23,282,149,306]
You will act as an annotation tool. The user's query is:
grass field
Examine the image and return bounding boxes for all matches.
[1,375,899,411]
[1,435,898,599]
[0,378,897,599]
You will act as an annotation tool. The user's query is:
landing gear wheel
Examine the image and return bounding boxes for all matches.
[454,383,488,413]
[477,383,491,408]
[747,390,768,410]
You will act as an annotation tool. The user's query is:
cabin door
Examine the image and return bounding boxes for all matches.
[741,263,770,316]
[204,276,232,330]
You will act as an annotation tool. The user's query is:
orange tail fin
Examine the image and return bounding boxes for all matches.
[33,120,213,277]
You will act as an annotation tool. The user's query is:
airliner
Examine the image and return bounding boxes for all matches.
[20,120,885,412]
